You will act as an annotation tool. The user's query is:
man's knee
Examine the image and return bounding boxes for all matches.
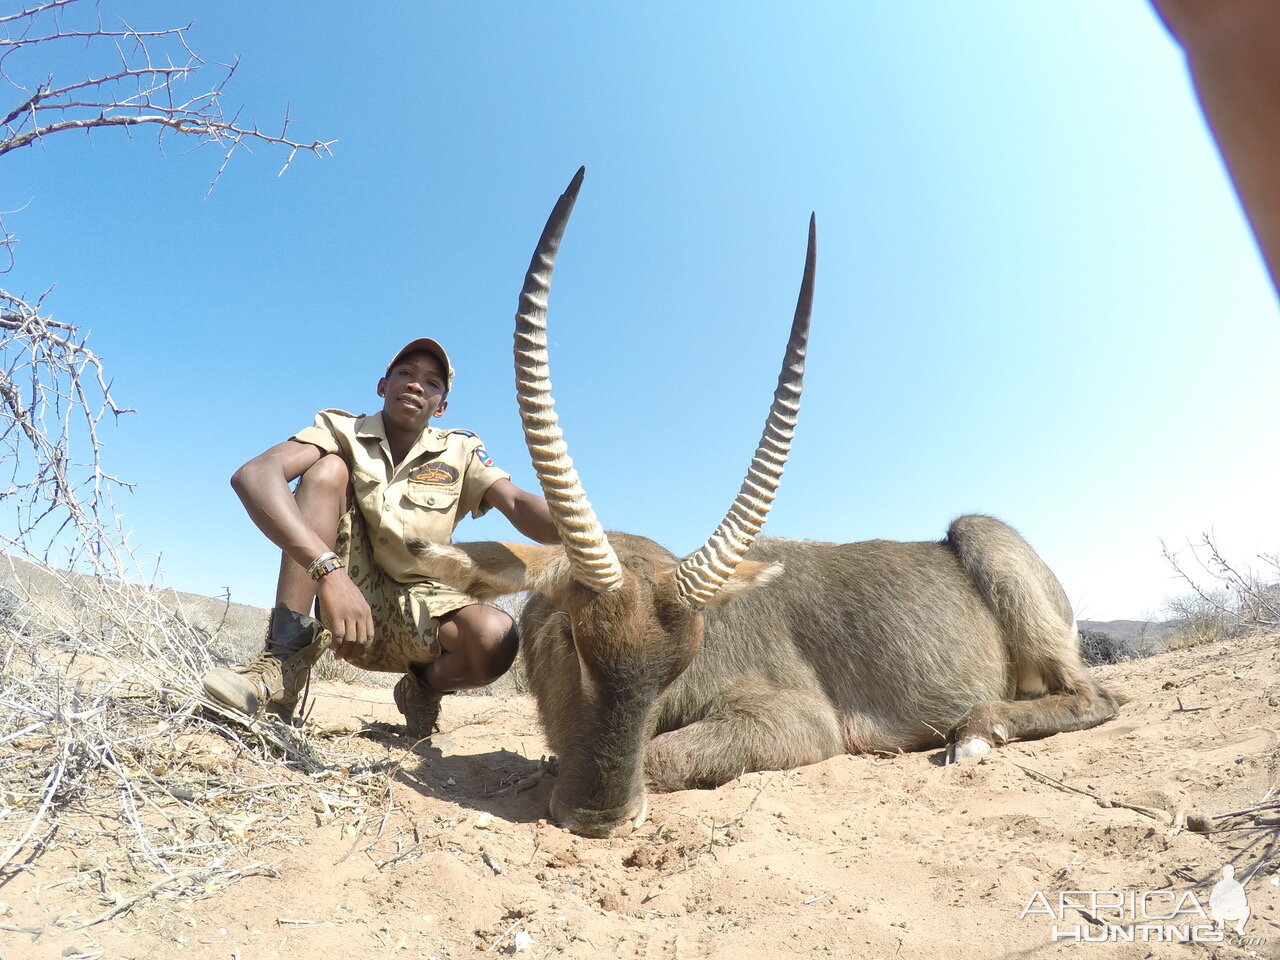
[296,454,350,499]
[442,605,517,675]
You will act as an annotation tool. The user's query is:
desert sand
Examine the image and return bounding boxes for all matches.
[4,630,1278,960]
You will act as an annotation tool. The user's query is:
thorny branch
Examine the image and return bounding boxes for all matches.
[0,0,333,567]
[0,568,400,927]
[0,285,134,571]
[0,0,350,926]
[0,2,335,192]
[1161,533,1280,640]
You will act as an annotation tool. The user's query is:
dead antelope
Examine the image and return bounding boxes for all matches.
[412,168,1120,838]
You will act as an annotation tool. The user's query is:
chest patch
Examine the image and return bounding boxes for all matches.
[409,461,460,485]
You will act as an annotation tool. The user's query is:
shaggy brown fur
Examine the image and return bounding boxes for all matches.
[411,515,1119,837]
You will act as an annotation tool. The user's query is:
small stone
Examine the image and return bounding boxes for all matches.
[1186,813,1214,834]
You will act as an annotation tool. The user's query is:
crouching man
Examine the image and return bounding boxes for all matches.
[202,337,558,735]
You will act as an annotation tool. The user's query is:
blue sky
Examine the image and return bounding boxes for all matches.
[4,2,1277,621]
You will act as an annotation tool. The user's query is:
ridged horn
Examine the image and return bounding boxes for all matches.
[514,167,624,592]
[673,214,816,607]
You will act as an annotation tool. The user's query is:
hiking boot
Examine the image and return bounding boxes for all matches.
[393,664,447,738]
[202,604,329,719]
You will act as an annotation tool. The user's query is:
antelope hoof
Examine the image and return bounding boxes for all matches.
[946,737,993,765]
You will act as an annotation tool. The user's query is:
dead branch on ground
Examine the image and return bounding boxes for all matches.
[0,567,400,928]
[0,0,354,926]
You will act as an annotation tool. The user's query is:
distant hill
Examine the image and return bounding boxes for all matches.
[1078,618,1175,663]
[0,552,269,660]
[1078,618,1175,645]
[0,550,1177,670]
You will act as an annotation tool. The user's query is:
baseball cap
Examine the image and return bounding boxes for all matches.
[385,337,454,389]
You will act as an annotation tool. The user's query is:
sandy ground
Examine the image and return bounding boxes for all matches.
[4,631,1279,960]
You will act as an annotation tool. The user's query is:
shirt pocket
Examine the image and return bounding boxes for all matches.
[350,464,384,512]
[401,482,462,543]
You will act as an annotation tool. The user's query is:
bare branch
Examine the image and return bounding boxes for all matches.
[0,6,335,170]
[0,1,78,28]
[1162,533,1280,645]
[0,559,396,916]
[0,285,135,570]
[0,66,197,129]
[0,0,332,568]
[0,112,336,160]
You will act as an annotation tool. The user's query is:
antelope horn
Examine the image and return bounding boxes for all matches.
[513,167,624,592]
[673,214,816,607]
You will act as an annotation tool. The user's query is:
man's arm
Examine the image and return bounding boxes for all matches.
[231,440,331,569]
[482,478,561,544]
[1151,0,1280,294]
[231,439,375,647]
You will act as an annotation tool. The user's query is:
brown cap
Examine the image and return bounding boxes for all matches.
[385,337,454,389]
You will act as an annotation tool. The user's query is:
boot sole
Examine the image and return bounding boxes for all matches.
[202,667,264,714]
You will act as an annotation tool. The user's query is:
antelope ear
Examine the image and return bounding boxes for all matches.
[700,560,784,608]
[405,540,568,601]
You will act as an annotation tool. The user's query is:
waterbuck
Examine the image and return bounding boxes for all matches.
[412,169,1120,838]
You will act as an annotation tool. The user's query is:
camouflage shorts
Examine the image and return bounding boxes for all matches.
[332,506,481,674]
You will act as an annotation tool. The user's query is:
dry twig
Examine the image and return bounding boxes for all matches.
[1161,534,1280,640]
[0,0,332,570]
[1011,763,1168,823]
[0,0,358,932]
[0,565,396,925]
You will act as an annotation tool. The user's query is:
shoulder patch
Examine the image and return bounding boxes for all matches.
[473,446,494,467]
[409,461,461,485]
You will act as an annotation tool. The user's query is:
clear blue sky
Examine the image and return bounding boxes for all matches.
[4,2,1277,621]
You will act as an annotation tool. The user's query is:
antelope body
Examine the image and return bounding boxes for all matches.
[414,169,1119,837]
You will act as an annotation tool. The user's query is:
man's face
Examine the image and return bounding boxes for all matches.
[378,351,449,433]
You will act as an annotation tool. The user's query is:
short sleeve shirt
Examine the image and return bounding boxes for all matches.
[292,410,511,584]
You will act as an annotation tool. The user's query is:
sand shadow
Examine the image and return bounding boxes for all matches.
[358,720,556,824]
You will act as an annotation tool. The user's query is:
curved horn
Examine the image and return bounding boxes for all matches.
[514,167,624,592]
[673,215,816,607]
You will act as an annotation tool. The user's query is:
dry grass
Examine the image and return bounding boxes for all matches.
[0,556,403,930]
[0,548,538,933]
[1162,533,1280,649]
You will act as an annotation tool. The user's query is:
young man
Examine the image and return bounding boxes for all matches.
[202,337,559,735]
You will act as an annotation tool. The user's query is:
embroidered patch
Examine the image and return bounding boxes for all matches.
[474,446,494,467]
[409,461,460,485]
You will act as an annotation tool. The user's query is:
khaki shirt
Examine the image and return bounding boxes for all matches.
[292,410,511,584]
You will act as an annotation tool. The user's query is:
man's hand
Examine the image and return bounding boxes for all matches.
[1148,0,1280,296]
[1149,0,1272,42]
[316,569,376,662]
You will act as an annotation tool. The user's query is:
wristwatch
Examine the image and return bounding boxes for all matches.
[307,551,345,581]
